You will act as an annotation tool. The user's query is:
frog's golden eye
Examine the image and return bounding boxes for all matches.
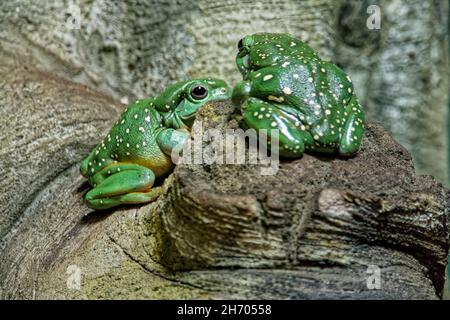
[237,38,244,51]
[191,85,208,100]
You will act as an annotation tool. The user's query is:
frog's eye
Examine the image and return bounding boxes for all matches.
[191,85,208,100]
[237,38,244,51]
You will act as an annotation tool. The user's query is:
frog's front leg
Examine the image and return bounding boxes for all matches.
[156,128,190,157]
[241,97,313,158]
[85,163,159,210]
[339,95,365,156]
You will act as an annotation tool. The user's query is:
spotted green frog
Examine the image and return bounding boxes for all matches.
[232,33,365,157]
[80,78,230,210]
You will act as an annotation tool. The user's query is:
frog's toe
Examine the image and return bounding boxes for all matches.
[119,187,162,204]
[338,143,359,157]
[85,187,162,210]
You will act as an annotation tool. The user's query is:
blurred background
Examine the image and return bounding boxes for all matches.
[0,0,448,297]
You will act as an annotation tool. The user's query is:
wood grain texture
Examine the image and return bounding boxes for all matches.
[0,93,447,299]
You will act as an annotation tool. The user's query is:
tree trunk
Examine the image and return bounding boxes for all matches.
[0,61,448,299]
[0,0,449,299]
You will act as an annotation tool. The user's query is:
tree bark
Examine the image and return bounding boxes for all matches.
[0,0,449,299]
[0,62,448,299]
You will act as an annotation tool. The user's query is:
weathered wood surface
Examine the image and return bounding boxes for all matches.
[0,62,448,299]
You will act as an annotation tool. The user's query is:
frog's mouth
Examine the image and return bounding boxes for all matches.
[236,54,252,79]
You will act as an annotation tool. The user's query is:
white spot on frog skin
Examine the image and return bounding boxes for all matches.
[126,128,130,134]
[145,108,149,113]
[142,141,147,146]
[271,121,277,127]
[117,168,121,172]
[301,125,306,131]
[313,135,319,140]
[255,73,261,78]
[139,127,145,133]
[325,109,331,115]
[253,112,259,116]
[121,119,125,124]
[263,74,273,81]
[346,75,352,82]
[348,87,352,93]
[145,116,151,122]
[282,61,290,67]
[258,115,263,119]
[314,110,320,116]
[308,77,313,83]
[136,144,140,148]
[320,67,326,72]
[261,107,266,111]
[282,87,292,95]
[290,41,296,47]
[134,114,138,119]
[165,105,171,110]
[293,74,299,79]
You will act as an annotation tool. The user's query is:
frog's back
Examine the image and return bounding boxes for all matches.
[80,99,173,179]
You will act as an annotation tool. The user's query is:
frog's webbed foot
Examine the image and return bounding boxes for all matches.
[338,95,365,156]
[84,163,158,210]
[86,187,162,210]
[240,97,313,158]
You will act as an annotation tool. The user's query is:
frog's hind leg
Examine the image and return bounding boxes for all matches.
[241,97,313,158]
[338,95,365,156]
[86,188,162,210]
[84,163,159,210]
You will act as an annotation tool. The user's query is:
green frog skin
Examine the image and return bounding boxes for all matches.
[80,78,230,210]
[232,33,365,157]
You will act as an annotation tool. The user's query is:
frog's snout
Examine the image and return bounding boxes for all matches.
[232,81,251,106]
